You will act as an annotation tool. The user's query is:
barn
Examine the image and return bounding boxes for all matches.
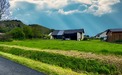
[50,29,84,41]
[106,28,122,42]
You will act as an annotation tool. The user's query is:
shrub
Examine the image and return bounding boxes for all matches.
[115,40,122,43]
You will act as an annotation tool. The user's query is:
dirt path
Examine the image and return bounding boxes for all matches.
[0,44,122,71]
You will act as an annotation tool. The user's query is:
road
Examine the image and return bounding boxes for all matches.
[0,57,46,75]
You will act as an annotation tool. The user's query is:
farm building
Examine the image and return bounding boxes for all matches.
[106,28,122,42]
[50,29,84,41]
[95,30,107,41]
[95,30,107,39]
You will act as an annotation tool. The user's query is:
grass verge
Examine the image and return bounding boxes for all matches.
[0,51,85,75]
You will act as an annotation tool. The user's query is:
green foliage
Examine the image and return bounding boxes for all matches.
[83,35,90,41]
[8,28,25,40]
[29,24,51,38]
[29,24,51,34]
[0,46,119,75]
[115,40,122,43]
[22,26,33,38]
[0,20,51,39]
[0,20,26,32]
[0,51,84,75]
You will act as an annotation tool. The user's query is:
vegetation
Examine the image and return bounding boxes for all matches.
[0,20,52,40]
[0,33,12,42]
[0,20,122,75]
[0,38,121,75]
[115,40,122,43]
[0,46,120,75]
[8,27,25,40]
[1,40,122,55]
[0,52,85,75]
[0,20,25,32]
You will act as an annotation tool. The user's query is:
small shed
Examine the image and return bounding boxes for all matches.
[50,29,84,41]
[106,28,122,42]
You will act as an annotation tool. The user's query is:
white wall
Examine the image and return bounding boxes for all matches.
[77,32,84,41]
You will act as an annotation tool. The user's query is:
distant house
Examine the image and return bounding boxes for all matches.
[106,28,122,42]
[95,30,107,40]
[50,29,84,41]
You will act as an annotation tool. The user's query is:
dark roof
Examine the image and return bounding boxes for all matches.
[96,28,122,36]
[51,29,84,36]
[51,30,59,35]
[64,29,84,34]
[107,28,122,32]
[106,28,122,35]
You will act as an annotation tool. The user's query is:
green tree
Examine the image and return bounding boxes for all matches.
[23,26,33,39]
[31,26,42,38]
[9,28,25,40]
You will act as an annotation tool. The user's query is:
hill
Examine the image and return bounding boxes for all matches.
[0,20,51,34]
[0,20,25,32]
[29,24,51,34]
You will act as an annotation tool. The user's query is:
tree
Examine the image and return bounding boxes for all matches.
[9,28,25,40]
[23,26,33,38]
[0,0,10,20]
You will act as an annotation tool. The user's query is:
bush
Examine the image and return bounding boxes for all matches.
[0,33,13,42]
[115,40,122,43]
[43,35,50,39]
[83,37,89,41]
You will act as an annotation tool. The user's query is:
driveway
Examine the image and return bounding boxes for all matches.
[0,57,46,75]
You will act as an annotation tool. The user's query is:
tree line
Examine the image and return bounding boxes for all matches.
[0,20,52,41]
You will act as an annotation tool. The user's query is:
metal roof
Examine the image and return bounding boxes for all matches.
[51,29,84,35]
[51,30,59,35]
[64,29,84,34]
[57,30,64,35]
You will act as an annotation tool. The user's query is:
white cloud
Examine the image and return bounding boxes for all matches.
[73,0,92,5]
[58,9,81,15]
[85,0,120,16]
[10,0,68,10]
[9,0,120,16]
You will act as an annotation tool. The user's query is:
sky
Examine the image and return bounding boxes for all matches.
[5,0,122,36]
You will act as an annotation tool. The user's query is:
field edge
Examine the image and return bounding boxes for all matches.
[0,51,87,75]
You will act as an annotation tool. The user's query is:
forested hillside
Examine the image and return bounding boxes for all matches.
[0,20,52,40]
[0,20,25,32]
[0,20,51,34]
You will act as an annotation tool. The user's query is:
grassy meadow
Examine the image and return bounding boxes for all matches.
[0,39,122,75]
[0,39,122,55]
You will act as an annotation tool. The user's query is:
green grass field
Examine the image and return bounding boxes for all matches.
[0,39,122,55]
[0,46,120,75]
[0,39,122,75]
